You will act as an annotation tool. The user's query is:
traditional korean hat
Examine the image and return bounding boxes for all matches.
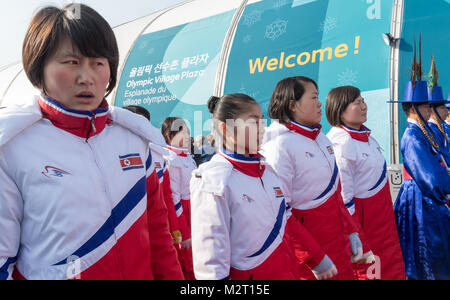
[388,36,429,103]
[426,56,449,105]
[388,36,441,149]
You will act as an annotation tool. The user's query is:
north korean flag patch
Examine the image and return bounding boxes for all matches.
[327,146,334,155]
[119,153,144,171]
[273,187,284,198]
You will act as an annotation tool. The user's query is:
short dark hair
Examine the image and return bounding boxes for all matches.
[161,117,187,144]
[325,86,361,126]
[268,76,318,124]
[123,105,150,121]
[22,4,119,97]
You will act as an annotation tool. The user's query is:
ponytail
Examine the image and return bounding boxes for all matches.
[431,108,450,145]
[412,105,439,149]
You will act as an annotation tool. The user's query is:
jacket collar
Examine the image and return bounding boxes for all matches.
[165,145,189,157]
[407,118,420,127]
[428,118,440,126]
[219,148,265,178]
[284,120,322,140]
[339,125,371,142]
[38,95,110,139]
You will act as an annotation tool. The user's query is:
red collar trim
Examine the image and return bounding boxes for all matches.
[38,95,110,139]
[285,121,322,140]
[219,148,265,178]
[339,125,371,142]
[165,145,189,157]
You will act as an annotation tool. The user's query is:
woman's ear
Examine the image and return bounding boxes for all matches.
[289,100,297,113]
[218,121,227,139]
[219,120,235,150]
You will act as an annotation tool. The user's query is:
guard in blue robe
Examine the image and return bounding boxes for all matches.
[389,81,450,280]
[443,99,450,141]
[427,86,450,170]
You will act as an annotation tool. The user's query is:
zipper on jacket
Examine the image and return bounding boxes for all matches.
[314,140,338,196]
[91,117,97,136]
[258,162,265,189]
[258,171,279,216]
[84,138,125,278]
[315,140,333,173]
[85,113,97,142]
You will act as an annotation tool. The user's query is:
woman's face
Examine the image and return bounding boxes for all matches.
[171,124,191,149]
[290,82,322,126]
[223,103,265,156]
[43,38,110,111]
[432,104,449,123]
[447,108,450,122]
[414,103,432,121]
[340,96,368,129]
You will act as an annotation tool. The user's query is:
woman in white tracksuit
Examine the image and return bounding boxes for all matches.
[161,117,197,280]
[325,86,405,280]
[122,105,183,248]
[262,76,370,280]
[190,94,336,280]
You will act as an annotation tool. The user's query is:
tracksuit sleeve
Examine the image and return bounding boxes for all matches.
[335,157,356,215]
[167,164,184,218]
[284,214,326,269]
[146,167,184,280]
[191,177,231,280]
[331,139,369,242]
[167,166,190,240]
[263,143,295,202]
[162,169,181,241]
[180,163,195,230]
[0,153,22,280]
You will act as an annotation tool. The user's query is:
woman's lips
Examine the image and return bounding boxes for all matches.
[75,92,95,103]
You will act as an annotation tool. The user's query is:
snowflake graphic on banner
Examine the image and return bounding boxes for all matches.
[337,68,358,86]
[138,40,149,50]
[273,0,290,9]
[239,84,259,99]
[243,10,262,27]
[243,35,252,44]
[239,84,247,94]
[181,106,195,120]
[318,17,338,34]
[265,19,288,41]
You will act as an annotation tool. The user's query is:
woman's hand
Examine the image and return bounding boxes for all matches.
[181,238,192,250]
[349,233,363,263]
[312,255,338,280]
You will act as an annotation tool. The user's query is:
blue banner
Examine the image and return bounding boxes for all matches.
[115,10,236,137]
[397,0,450,160]
[224,0,393,161]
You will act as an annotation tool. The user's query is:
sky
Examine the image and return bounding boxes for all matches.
[0,0,185,68]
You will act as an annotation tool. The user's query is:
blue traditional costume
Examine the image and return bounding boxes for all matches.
[443,96,450,142]
[426,60,450,169]
[427,87,450,170]
[390,80,450,280]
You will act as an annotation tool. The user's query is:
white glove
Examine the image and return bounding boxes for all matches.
[312,255,338,280]
[349,233,363,263]
[181,238,192,250]
[358,250,376,264]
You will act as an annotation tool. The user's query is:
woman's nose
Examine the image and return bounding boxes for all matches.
[77,63,94,85]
